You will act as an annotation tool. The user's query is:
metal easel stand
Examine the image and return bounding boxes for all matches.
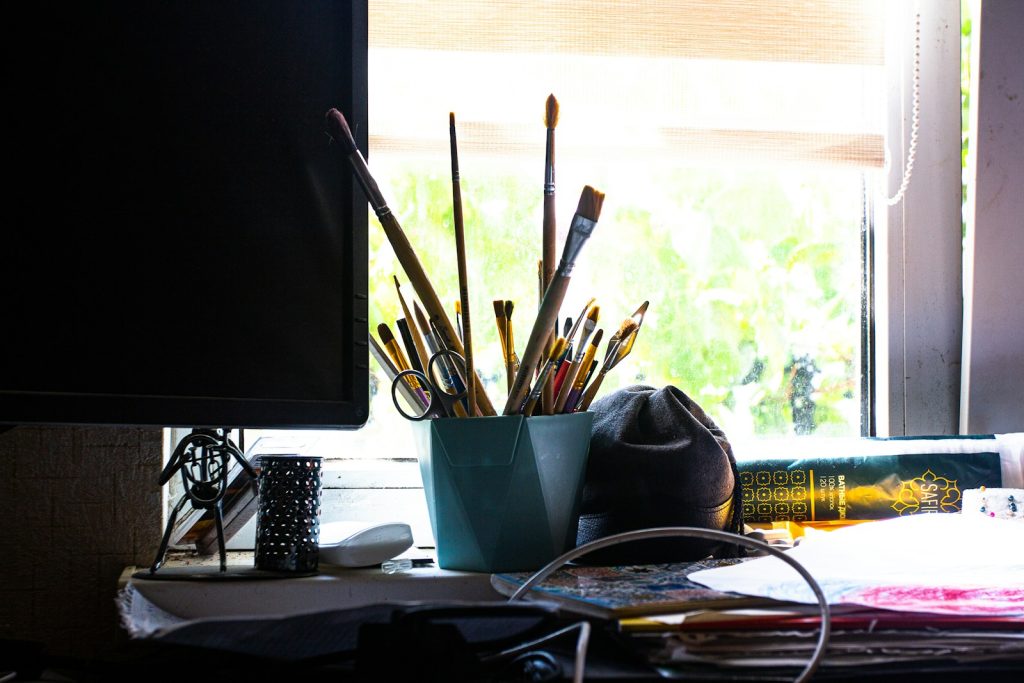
[150,428,257,574]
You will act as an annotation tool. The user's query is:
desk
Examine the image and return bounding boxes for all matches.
[114,553,1024,682]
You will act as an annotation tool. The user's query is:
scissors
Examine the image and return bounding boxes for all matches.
[391,349,468,420]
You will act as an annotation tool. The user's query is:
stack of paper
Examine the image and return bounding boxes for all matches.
[643,514,1024,676]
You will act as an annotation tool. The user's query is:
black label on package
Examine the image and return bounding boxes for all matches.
[738,452,1002,523]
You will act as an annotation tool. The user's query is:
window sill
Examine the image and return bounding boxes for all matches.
[120,551,501,621]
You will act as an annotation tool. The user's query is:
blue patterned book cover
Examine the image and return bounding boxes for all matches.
[491,558,772,618]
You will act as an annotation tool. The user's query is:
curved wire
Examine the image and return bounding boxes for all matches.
[508,526,831,683]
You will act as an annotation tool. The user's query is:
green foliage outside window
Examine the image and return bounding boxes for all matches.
[367,164,862,438]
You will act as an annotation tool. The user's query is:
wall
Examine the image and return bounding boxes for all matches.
[0,426,163,660]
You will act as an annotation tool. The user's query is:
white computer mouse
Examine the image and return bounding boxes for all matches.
[318,521,414,567]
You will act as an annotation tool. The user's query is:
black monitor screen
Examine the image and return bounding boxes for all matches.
[2,1,369,428]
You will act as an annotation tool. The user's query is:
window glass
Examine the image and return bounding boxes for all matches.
[359,0,882,441]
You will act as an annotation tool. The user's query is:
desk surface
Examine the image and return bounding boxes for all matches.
[117,552,1024,682]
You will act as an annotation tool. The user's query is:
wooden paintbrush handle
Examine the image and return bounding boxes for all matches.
[543,194,557,291]
[379,212,495,416]
[327,110,498,416]
[577,371,606,412]
[541,334,555,414]
[553,359,583,413]
[503,275,570,414]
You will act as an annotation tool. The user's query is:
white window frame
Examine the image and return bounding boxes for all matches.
[875,0,963,437]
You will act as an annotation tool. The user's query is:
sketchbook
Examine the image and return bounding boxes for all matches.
[491,558,776,619]
[689,513,1024,616]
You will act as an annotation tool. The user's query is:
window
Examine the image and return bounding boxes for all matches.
[364,0,884,438]
[211,1,963,546]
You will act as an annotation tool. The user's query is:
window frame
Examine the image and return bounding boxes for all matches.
[874,0,963,437]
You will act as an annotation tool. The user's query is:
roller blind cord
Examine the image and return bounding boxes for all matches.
[885,2,922,206]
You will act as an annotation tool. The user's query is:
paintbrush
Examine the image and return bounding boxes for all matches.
[415,301,464,413]
[449,112,477,417]
[560,298,598,347]
[581,358,598,393]
[542,94,559,297]
[369,334,422,414]
[413,303,467,418]
[521,336,567,416]
[493,300,508,361]
[493,300,513,396]
[537,260,544,307]
[551,317,575,396]
[554,304,600,412]
[563,328,603,413]
[504,300,519,391]
[429,319,469,399]
[576,319,636,413]
[325,108,497,417]
[454,300,463,344]
[577,301,649,411]
[414,301,440,356]
[377,322,430,409]
[503,186,604,415]
[539,95,560,414]
[395,275,431,374]
[395,318,422,373]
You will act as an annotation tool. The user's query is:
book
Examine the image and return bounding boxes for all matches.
[622,605,1024,633]
[738,450,1002,524]
[490,558,775,619]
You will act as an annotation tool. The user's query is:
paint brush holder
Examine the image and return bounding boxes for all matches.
[413,413,592,572]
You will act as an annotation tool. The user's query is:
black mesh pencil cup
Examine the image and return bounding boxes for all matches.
[254,455,323,572]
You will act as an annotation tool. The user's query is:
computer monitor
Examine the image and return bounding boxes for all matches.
[1,1,369,428]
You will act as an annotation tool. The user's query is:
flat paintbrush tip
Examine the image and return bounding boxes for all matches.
[544,94,559,129]
[376,322,395,345]
[505,300,514,317]
[590,328,604,347]
[493,300,506,319]
[586,305,600,322]
[324,109,357,153]
[576,185,605,222]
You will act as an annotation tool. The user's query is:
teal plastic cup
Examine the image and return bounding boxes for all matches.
[412,412,593,573]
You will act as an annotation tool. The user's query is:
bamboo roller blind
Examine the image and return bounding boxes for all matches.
[369,0,885,168]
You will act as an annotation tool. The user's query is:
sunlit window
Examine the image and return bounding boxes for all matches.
[364,0,880,437]
[245,0,887,538]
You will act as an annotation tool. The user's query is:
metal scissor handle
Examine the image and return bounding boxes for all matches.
[391,350,468,421]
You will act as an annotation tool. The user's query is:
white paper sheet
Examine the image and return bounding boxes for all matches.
[690,514,1024,615]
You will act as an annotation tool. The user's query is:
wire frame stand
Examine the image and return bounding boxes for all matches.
[150,428,257,574]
